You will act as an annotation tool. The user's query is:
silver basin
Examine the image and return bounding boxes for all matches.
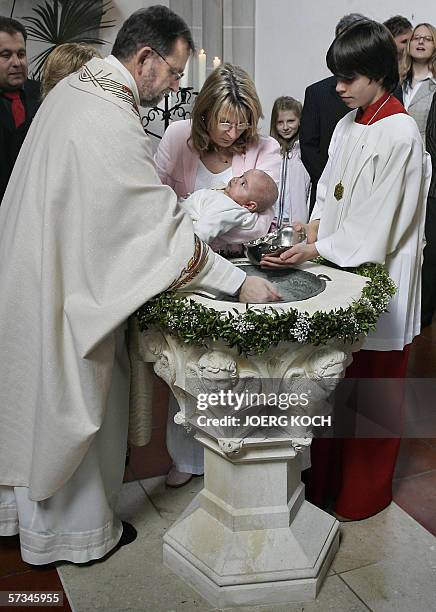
[214,262,327,303]
[244,226,306,265]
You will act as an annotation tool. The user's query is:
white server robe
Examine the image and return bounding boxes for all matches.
[311,111,431,350]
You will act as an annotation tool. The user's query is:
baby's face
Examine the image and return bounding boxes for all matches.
[224,170,263,208]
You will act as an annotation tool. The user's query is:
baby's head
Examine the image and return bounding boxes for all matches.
[224,169,278,213]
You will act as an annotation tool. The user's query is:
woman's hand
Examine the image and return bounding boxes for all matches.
[261,242,319,268]
[238,277,282,302]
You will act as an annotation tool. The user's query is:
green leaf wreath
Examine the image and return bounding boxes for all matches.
[135,260,396,355]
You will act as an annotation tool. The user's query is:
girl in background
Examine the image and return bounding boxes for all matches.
[270,96,310,227]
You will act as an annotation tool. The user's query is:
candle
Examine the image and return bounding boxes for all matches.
[180,55,190,88]
[213,56,221,70]
[198,49,206,90]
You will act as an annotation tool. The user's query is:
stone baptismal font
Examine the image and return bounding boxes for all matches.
[132,257,394,608]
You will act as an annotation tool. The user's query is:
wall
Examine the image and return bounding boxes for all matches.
[4,0,256,81]
[255,0,436,134]
[0,0,166,71]
[4,0,436,136]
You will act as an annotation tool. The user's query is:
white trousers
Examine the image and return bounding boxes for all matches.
[0,330,129,565]
[166,394,204,474]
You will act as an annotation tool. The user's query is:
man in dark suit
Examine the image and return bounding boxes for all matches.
[383,15,412,64]
[300,14,367,213]
[0,17,40,202]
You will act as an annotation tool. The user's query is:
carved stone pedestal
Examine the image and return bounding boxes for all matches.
[136,332,353,607]
[132,261,369,607]
[164,435,339,608]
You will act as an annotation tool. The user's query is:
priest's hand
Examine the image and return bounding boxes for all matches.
[238,276,282,303]
[261,242,319,268]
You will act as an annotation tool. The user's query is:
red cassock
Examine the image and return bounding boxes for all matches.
[308,348,409,520]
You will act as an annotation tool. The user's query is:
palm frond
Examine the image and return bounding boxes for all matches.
[60,0,115,37]
[28,46,57,79]
[23,0,115,73]
[25,2,59,43]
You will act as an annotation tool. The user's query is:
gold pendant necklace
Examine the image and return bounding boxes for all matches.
[334,182,344,200]
[334,95,391,201]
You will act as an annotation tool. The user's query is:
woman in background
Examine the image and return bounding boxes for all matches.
[401,22,436,144]
[422,93,436,328]
[42,43,101,99]
[270,96,310,227]
[401,25,436,328]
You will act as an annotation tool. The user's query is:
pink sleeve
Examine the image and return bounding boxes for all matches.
[154,119,199,198]
[154,121,193,196]
[251,136,282,183]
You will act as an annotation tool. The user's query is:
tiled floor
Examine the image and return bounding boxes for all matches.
[0,320,435,611]
[392,319,436,537]
[56,479,436,612]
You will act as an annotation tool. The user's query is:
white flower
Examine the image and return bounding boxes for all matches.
[340,312,360,335]
[167,321,179,331]
[359,297,375,312]
[291,314,311,343]
[181,312,199,328]
[230,317,255,333]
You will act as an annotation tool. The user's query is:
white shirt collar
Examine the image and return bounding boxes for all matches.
[104,55,140,106]
[405,73,436,90]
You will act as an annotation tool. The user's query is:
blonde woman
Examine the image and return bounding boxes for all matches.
[401,22,436,144]
[42,43,101,98]
[155,63,281,487]
[156,63,280,238]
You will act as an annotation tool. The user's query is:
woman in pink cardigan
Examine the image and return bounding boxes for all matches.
[156,64,281,487]
[155,63,281,246]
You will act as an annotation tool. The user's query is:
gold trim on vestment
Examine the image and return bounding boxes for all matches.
[168,236,209,290]
[78,65,140,117]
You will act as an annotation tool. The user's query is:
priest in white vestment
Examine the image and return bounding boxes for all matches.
[0,7,279,564]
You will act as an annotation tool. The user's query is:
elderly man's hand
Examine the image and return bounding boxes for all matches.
[238,276,281,303]
[261,242,319,268]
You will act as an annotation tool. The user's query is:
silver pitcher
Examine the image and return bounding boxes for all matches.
[244,225,306,265]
